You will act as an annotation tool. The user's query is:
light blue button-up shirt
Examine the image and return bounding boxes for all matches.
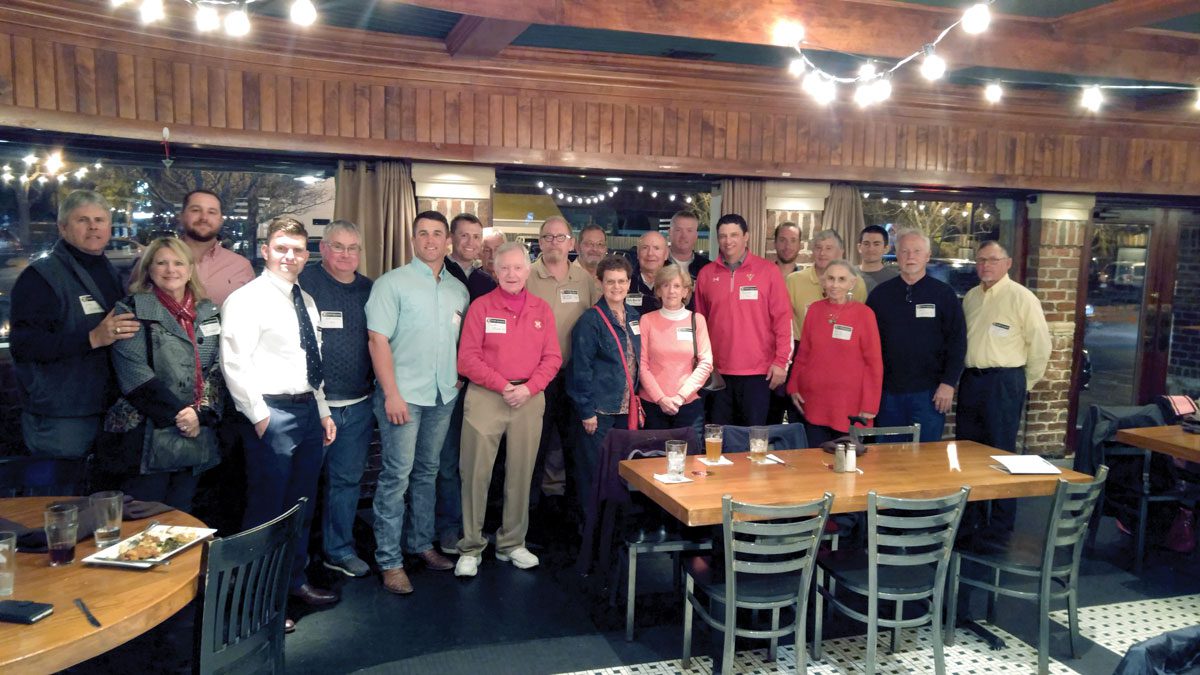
[365,258,468,406]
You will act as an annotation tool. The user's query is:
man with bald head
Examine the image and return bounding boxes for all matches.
[866,229,966,442]
[526,216,598,520]
[629,230,668,313]
[958,240,1051,531]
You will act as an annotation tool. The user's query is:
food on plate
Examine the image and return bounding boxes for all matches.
[116,530,198,561]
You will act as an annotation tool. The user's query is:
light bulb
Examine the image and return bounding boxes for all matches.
[813,77,836,105]
[611,186,618,192]
[961,4,991,35]
[872,78,892,103]
[863,192,870,198]
[44,152,64,175]
[557,193,564,199]
[881,197,889,203]
[536,181,544,188]
[636,185,643,192]
[668,194,676,201]
[983,212,991,220]
[1193,89,1200,110]
[94,161,103,169]
[901,201,908,208]
[685,196,693,204]
[1081,85,1103,112]
[772,20,805,48]
[139,0,164,24]
[941,207,950,215]
[857,63,877,79]
[984,83,1003,103]
[787,58,806,78]
[195,4,220,32]
[545,187,553,194]
[853,83,874,108]
[224,9,251,37]
[566,196,574,203]
[22,154,36,165]
[920,48,946,81]
[111,0,130,6]
[290,0,317,27]
[651,191,658,198]
[919,204,926,211]
[801,71,822,96]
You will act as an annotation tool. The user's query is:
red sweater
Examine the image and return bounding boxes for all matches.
[457,288,562,395]
[787,299,883,433]
[693,252,793,375]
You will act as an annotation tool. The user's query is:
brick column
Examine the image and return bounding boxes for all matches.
[1023,195,1094,456]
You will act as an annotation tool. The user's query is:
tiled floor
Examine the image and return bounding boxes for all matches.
[1047,593,1200,657]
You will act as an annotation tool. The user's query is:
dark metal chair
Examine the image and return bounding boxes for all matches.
[813,487,970,675]
[0,455,90,497]
[722,423,809,453]
[193,498,305,675]
[682,492,833,675]
[850,423,921,444]
[946,467,1109,675]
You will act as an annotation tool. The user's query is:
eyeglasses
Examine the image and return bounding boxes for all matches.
[328,244,362,254]
[540,233,570,243]
[975,256,1009,265]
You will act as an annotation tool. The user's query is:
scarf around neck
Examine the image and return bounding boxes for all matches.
[153,286,205,407]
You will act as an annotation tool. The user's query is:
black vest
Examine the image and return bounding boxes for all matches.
[15,240,119,417]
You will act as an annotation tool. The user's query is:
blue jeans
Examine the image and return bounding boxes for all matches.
[320,398,375,563]
[435,388,467,547]
[242,398,325,591]
[876,389,946,442]
[372,390,454,570]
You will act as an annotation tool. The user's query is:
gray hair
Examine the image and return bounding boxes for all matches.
[823,258,860,279]
[483,226,506,243]
[895,228,931,251]
[325,219,360,240]
[811,229,844,250]
[495,240,529,262]
[58,190,111,227]
[540,216,574,237]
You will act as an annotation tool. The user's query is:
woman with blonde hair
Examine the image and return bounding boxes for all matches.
[637,263,713,439]
[100,237,224,509]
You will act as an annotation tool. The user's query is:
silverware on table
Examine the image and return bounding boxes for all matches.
[74,598,101,627]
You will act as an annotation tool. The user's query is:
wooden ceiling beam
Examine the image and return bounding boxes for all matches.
[445,15,531,58]
[1053,0,1199,38]
[401,0,1200,85]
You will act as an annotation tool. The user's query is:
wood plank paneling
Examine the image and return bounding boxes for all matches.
[259,73,276,133]
[0,34,13,106]
[53,43,75,113]
[33,39,54,110]
[241,72,259,131]
[356,84,371,140]
[11,36,33,108]
[171,62,190,125]
[73,45,94,115]
[154,59,173,123]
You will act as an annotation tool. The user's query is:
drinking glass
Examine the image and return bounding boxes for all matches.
[90,491,124,550]
[44,503,79,567]
[665,440,687,478]
[0,531,15,597]
[749,426,769,463]
[704,424,723,463]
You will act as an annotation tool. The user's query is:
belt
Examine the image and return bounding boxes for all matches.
[508,379,529,386]
[263,392,315,404]
[964,366,1023,375]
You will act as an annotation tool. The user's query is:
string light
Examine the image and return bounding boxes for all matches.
[139,0,165,24]
[787,58,806,78]
[224,9,251,37]
[960,4,991,35]
[290,0,317,27]
[1194,89,1200,110]
[1081,86,1103,112]
[112,0,321,35]
[195,4,220,31]
[919,45,946,81]
[984,82,1003,104]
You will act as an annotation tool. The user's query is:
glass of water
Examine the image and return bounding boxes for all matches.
[749,426,769,463]
[89,491,124,550]
[665,440,687,478]
[0,531,15,597]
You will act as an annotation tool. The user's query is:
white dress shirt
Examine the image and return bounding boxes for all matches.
[221,269,330,423]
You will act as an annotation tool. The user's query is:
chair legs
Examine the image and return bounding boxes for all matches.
[945,554,960,646]
[768,608,780,662]
[682,577,694,669]
[891,600,903,653]
[931,594,946,675]
[625,546,637,642]
[1067,585,1081,658]
[866,593,878,675]
[1135,496,1148,574]
[812,584,824,660]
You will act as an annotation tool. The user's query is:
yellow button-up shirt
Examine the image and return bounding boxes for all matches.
[785,265,869,339]
[962,274,1052,390]
[526,257,598,363]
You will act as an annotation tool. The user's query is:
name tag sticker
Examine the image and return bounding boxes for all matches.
[199,320,221,337]
[915,303,936,318]
[485,317,507,334]
[79,295,104,315]
[452,310,463,327]
[626,293,643,307]
[559,289,580,304]
[832,324,853,341]
[739,285,759,301]
[630,320,640,336]
[990,322,1011,337]
[676,327,694,342]
[319,311,344,329]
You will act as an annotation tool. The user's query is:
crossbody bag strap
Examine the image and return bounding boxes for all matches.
[593,306,638,427]
[690,310,698,368]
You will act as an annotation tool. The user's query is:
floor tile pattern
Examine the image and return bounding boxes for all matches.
[1048,593,1200,657]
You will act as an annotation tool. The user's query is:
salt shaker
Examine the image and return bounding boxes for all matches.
[833,443,846,472]
[845,444,857,472]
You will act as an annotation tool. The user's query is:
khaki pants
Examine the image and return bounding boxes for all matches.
[458,383,545,557]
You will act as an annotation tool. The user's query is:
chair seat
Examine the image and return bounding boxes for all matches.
[817,547,937,595]
[685,555,804,604]
[957,532,1075,572]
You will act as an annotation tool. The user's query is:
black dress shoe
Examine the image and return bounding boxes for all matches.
[284,618,296,634]
[289,583,339,606]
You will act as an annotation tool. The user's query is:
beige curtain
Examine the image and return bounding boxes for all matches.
[718,178,766,255]
[334,159,416,278]
[820,183,866,262]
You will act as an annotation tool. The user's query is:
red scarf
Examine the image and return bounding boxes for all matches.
[153,286,204,406]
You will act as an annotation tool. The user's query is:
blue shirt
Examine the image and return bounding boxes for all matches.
[365,258,469,406]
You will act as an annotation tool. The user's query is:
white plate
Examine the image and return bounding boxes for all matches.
[83,524,216,569]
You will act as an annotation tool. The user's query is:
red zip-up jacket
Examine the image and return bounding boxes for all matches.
[457,288,562,395]
[693,252,793,376]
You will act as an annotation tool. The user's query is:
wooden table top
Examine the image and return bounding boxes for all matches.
[0,497,207,674]
[619,440,1094,527]
[1116,425,1200,464]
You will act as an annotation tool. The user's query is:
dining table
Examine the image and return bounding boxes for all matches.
[619,439,1094,527]
[1115,425,1200,464]
[0,496,208,674]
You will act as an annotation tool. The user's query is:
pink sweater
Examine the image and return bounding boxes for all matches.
[638,309,714,405]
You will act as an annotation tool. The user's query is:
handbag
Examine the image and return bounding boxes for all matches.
[691,311,725,392]
[593,306,643,430]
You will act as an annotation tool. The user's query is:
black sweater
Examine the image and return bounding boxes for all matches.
[865,274,966,394]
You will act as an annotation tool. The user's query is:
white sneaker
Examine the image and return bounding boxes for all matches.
[454,554,480,577]
[496,547,539,569]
